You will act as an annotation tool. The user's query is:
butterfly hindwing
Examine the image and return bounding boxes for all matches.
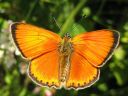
[29,50,60,88]
[66,52,99,89]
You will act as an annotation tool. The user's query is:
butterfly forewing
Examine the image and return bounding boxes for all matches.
[11,23,62,59]
[71,30,119,67]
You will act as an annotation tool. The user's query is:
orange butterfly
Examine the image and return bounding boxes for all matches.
[10,22,120,90]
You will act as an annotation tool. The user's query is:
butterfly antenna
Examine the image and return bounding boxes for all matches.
[53,17,61,30]
[91,17,109,29]
[72,14,87,32]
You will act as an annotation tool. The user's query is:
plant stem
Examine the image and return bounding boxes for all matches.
[59,0,88,36]
[25,0,38,22]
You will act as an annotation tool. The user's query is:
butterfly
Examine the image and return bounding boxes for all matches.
[10,22,120,90]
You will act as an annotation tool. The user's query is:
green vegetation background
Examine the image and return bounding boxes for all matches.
[0,0,128,96]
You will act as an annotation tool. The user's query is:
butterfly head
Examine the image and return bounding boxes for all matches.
[60,32,72,49]
[65,33,71,38]
[63,33,71,41]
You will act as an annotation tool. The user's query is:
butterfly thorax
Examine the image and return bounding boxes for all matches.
[58,33,73,86]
